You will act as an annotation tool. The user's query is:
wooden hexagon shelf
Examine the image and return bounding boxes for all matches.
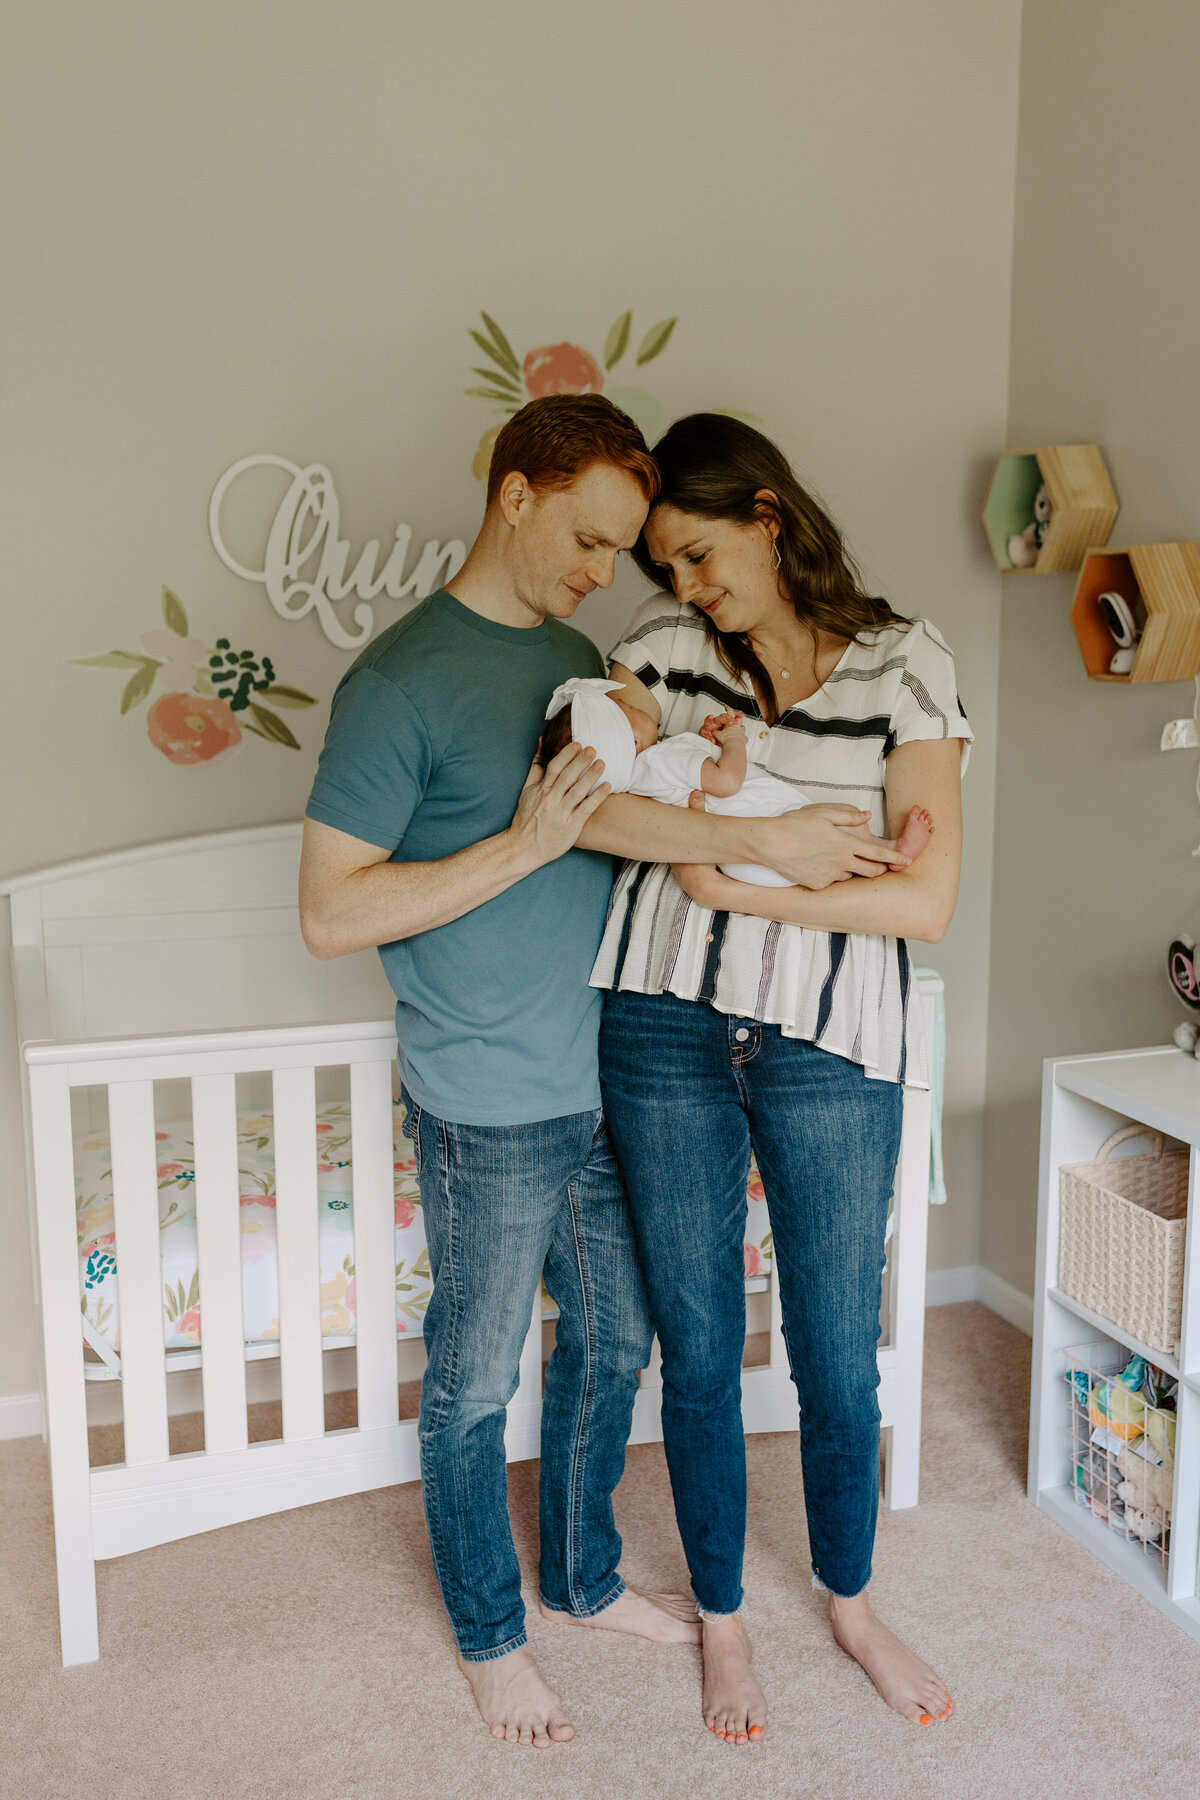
[983,444,1118,574]
[1072,542,1200,683]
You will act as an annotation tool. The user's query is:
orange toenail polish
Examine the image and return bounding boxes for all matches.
[736,1733,748,1743]
[748,1726,763,1738]
[919,1713,932,1726]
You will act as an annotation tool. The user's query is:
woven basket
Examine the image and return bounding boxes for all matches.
[1058,1124,1189,1355]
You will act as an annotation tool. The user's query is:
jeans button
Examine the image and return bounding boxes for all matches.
[735,1028,750,1042]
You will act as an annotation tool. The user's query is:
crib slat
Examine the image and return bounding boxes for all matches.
[192,1073,248,1453]
[351,1062,400,1430]
[108,1081,170,1465]
[272,1066,325,1441]
[30,1063,99,1665]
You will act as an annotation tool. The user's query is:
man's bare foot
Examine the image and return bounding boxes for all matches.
[539,1586,701,1646]
[701,1613,768,1745]
[456,1646,575,1747]
[892,805,934,866]
[826,1590,952,1726]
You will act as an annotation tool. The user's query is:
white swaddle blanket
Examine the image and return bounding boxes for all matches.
[544,680,806,887]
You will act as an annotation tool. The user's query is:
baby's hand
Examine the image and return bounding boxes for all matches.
[700,708,744,745]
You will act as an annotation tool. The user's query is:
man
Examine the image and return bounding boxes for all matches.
[300,394,894,1748]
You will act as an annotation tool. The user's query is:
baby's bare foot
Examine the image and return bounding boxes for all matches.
[701,1613,768,1745]
[539,1587,701,1645]
[893,805,934,865]
[826,1591,952,1726]
[456,1646,575,1747]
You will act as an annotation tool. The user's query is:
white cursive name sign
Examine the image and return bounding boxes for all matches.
[209,454,467,649]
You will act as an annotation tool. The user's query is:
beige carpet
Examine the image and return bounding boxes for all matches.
[3,1303,1199,1800]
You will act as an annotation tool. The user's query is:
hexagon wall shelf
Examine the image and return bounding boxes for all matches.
[983,444,1118,574]
[1071,542,1200,683]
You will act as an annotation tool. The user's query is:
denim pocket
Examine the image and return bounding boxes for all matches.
[399,1091,421,1143]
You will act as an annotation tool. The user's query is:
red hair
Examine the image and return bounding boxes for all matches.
[486,394,659,507]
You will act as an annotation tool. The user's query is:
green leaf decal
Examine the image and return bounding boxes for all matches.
[468,331,520,382]
[604,311,632,369]
[72,650,145,669]
[161,585,188,637]
[470,366,521,395]
[258,684,316,709]
[635,316,677,365]
[479,312,521,378]
[119,659,160,714]
[247,702,300,748]
[187,1269,200,1309]
[464,386,522,410]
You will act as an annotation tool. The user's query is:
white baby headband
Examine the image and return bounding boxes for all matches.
[544,677,637,794]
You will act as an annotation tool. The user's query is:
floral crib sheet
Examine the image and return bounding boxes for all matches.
[76,1100,774,1356]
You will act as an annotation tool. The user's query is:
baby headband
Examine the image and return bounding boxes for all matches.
[544,677,637,794]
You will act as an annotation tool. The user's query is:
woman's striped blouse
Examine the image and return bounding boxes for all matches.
[590,595,973,1088]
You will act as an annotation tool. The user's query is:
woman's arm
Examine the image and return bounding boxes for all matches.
[606,660,662,725]
[672,739,964,942]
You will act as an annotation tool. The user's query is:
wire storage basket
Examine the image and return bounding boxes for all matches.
[1063,1340,1178,1574]
[1058,1125,1188,1355]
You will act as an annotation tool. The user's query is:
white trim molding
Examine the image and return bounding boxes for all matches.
[925,1263,1034,1335]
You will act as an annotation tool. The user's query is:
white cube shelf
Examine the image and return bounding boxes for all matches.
[1030,1047,1200,1640]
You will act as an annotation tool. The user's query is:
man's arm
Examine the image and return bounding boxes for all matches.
[576,794,901,889]
[672,740,964,942]
[300,742,610,958]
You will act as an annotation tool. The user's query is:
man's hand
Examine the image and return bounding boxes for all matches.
[507,741,612,871]
[754,804,906,888]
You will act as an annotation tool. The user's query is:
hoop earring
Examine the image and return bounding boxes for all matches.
[771,538,782,572]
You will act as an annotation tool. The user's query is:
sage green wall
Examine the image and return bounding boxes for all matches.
[0,0,1021,1409]
[981,0,1200,1293]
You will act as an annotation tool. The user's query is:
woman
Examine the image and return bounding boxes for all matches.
[595,415,971,1744]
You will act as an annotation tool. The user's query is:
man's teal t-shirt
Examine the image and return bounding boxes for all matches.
[305,591,614,1126]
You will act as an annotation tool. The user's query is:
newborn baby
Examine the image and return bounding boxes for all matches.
[540,678,932,886]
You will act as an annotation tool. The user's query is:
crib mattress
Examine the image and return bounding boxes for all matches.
[75,1100,775,1356]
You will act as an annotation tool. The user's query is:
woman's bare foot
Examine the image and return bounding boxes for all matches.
[456,1646,575,1747]
[539,1587,701,1645]
[701,1613,768,1745]
[892,805,934,866]
[826,1590,952,1726]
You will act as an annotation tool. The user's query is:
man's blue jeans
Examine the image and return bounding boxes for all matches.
[599,989,903,1612]
[401,1092,653,1662]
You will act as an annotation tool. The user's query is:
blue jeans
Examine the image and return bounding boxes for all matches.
[402,1092,653,1661]
[599,988,903,1610]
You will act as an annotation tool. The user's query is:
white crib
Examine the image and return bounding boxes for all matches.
[3,822,938,1667]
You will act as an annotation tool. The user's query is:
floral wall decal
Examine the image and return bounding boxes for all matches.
[73,586,316,767]
[466,309,678,481]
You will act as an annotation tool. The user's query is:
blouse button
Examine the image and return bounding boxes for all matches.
[759,729,768,741]
[704,932,714,943]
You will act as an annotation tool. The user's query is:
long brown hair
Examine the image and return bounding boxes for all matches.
[631,414,908,724]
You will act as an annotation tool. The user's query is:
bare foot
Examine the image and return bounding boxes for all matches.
[701,1613,768,1745]
[892,805,934,866]
[826,1590,952,1726]
[456,1646,575,1747]
[539,1587,701,1646]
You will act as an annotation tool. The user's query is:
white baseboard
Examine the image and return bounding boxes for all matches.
[0,1391,45,1441]
[925,1263,1034,1335]
[976,1266,1035,1336]
[0,1273,1034,1442]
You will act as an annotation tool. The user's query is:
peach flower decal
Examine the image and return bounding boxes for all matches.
[523,343,605,397]
[73,586,316,767]
[466,308,678,482]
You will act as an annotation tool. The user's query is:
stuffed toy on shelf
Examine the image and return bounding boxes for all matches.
[1007,482,1053,568]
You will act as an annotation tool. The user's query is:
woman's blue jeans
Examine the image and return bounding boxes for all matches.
[402,1093,653,1661]
[599,988,903,1611]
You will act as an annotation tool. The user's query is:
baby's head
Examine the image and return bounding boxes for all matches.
[537,687,657,770]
